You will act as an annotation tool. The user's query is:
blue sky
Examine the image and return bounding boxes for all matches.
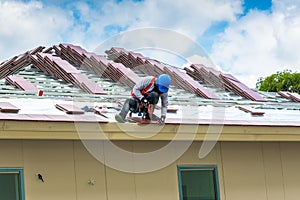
[0,0,299,88]
[243,0,272,13]
[200,0,272,50]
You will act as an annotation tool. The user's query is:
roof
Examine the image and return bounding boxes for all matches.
[0,43,299,141]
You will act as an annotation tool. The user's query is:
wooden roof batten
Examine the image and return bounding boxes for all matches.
[5,75,39,92]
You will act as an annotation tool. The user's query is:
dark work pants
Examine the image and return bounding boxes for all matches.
[119,91,159,119]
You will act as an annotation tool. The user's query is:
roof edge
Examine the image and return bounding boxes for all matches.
[0,120,299,141]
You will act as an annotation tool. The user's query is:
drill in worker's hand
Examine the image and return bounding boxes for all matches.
[141,97,149,106]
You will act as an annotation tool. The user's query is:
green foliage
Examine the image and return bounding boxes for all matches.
[256,70,300,93]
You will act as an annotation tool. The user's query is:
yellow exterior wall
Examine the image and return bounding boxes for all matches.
[1,140,300,200]
[280,142,300,200]
[221,142,268,199]
[262,143,285,200]
[23,140,77,200]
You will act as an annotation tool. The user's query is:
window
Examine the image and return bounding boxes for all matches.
[178,166,220,200]
[0,168,25,200]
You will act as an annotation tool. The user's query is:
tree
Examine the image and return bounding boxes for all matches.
[256,70,300,93]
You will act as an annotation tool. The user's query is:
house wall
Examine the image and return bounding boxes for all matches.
[0,139,299,200]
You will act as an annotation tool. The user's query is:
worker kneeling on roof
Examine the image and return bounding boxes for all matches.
[115,74,171,124]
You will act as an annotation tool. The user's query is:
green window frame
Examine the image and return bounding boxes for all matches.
[0,168,25,200]
[177,166,220,200]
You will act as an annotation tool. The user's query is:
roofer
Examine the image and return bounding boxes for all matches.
[115,74,171,124]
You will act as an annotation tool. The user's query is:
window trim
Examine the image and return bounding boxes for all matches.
[0,168,25,200]
[177,165,220,200]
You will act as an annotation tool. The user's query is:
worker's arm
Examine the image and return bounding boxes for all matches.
[160,92,168,118]
[132,76,153,100]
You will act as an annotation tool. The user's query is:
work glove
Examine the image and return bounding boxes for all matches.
[141,97,149,106]
[158,116,166,125]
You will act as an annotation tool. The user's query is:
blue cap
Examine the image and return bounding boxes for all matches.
[157,74,171,93]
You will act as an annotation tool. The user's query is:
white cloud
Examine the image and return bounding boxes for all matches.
[210,1,300,88]
[70,0,244,65]
[98,0,242,39]
[184,54,219,69]
[1,0,242,61]
[0,0,74,60]
[6,0,300,91]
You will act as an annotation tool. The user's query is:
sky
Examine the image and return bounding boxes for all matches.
[0,0,299,88]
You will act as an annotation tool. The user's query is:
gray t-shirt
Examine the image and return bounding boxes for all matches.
[132,76,168,117]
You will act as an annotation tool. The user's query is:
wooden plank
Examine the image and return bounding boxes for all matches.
[5,75,39,92]
[167,108,178,113]
[288,93,300,102]
[165,66,219,99]
[278,91,291,99]
[187,64,267,102]
[221,74,267,102]
[57,44,141,89]
[0,102,20,113]
[34,52,107,94]
[55,104,84,114]
[105,47,220,99]
[70,73,107,94]
[0,46,43,79]
[238,106,265,116]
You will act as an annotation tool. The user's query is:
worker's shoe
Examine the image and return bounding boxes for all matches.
[115,114,126,123]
